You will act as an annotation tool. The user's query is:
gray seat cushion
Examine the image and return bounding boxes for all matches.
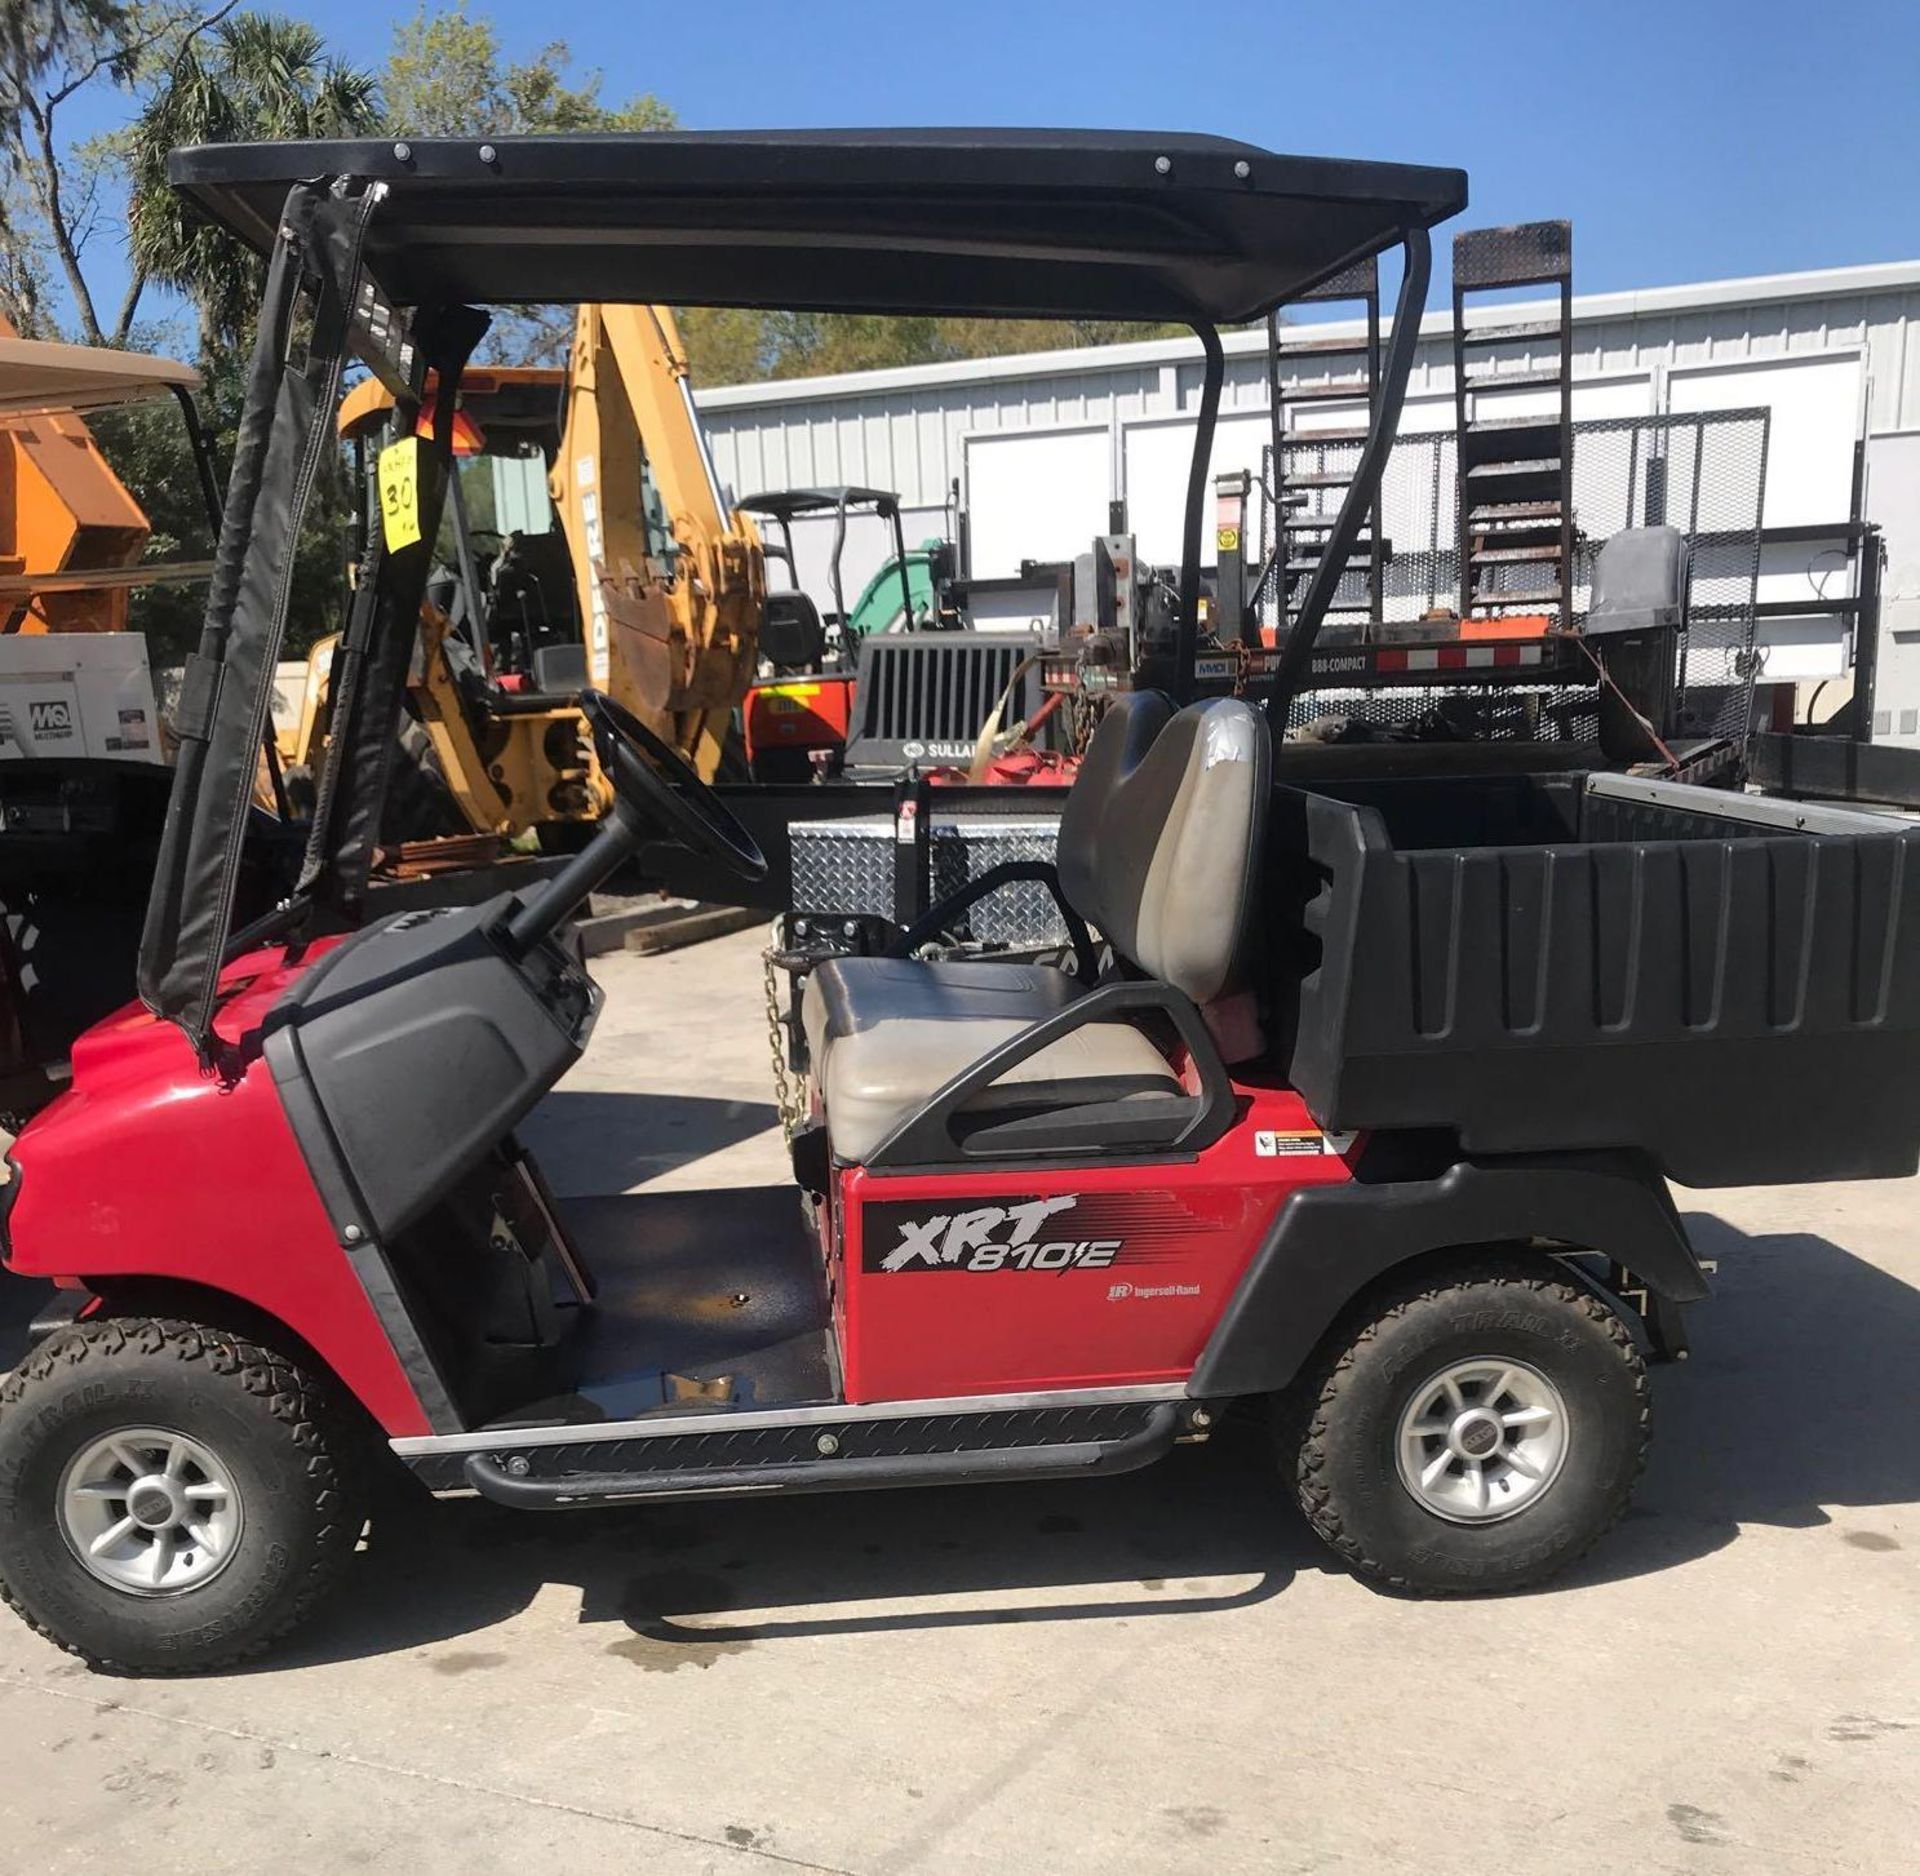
[819,1008,1181,1162]
[800,956,1083,1070]
[800,956,1179,1162]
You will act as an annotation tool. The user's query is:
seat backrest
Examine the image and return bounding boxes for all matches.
[1587,525,1690,637]
[760,591,827,670]
[1057,690,1269,1010]
[489,529,581,649]
[530,641,589,694]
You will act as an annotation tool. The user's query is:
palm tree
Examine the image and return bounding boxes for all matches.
[125,13,379,359]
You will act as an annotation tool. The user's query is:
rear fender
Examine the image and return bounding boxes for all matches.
[1189,1148,1707,1398]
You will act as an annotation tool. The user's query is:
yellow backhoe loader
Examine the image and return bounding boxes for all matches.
[553,303,763,780]
[321,302,762,848]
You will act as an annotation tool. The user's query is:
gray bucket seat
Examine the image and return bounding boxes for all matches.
[800,690,1269,1162]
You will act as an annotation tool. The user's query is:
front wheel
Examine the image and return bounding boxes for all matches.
[0,1318,368,1673]
[1285,1258,1651,1596]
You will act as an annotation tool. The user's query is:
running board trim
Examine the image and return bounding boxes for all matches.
[389,1381,1191,1457]
[462,1405,1181,1508]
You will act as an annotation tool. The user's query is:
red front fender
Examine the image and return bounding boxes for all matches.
[4,945,434,1438]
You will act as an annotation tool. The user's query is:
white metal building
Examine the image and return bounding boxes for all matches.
[696,260,1920,739]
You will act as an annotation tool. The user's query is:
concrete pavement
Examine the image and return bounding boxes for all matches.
[1,928,1916,1873]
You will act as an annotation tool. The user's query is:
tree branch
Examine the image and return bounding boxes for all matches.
[43,2,237,110]
[67,167,102,252]
[162,0,245,82]
[111,267,147,347]
[20,91,101,343]
[19,1,242,347]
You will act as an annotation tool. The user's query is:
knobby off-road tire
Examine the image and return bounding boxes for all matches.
[1284,1258,1651,1596]
[0,1318,368,1673]
[379,715,467,844]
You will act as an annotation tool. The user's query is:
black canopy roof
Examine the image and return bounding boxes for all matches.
[166,129,1466,326]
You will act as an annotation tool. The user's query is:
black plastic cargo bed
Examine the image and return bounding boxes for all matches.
[1269,771,1920,1187]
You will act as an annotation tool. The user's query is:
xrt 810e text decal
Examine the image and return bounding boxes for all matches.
[861,1192,1226,1275]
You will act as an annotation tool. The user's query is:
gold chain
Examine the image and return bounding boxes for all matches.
[762,931,804,1143]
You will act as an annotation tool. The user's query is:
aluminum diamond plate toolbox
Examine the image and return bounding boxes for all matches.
[789,816,1067,946]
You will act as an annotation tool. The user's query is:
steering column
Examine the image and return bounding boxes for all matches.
[502,690,767,958]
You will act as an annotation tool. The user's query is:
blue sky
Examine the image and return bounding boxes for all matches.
[53,0,1920,340]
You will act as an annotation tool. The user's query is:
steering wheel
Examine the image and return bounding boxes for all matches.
[578,689,767,881]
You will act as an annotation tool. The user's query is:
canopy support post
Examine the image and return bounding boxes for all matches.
[137,182,375,1050]
[1172,323,1226,705]
[316,300,490,921]
[892,502,913,628]
[830,491,850,629]
[168,377,290,820]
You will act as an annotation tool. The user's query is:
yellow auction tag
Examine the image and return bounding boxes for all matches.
[376,436,422,551]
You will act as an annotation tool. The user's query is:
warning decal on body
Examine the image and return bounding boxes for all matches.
[1253,1129,1323,1157]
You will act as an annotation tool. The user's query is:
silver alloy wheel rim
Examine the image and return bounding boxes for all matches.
[58,1427,244,1596]
[1394,1358,1569,1524]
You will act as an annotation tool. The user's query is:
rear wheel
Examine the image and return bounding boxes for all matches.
[1285,1258,1650,1595]
[0,1318,367,1673]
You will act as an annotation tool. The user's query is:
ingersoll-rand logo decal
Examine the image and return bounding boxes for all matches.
[860,1191,1220,1278]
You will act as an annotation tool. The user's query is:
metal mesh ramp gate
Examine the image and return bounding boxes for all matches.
[1570,410,1771,743]
[1255,408,1768,745]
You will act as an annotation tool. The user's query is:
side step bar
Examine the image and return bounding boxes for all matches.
[463,1403,1180,1509]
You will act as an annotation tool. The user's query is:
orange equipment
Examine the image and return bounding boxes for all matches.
[0,316,209,634]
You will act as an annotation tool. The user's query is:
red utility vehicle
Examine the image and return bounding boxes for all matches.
[2,133,1917,1675]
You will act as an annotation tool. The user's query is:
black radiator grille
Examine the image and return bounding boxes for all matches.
[848,634,1038,759]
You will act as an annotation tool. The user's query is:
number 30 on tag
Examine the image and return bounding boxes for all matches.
[377,436,422,551]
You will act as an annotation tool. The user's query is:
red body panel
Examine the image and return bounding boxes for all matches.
[835,1083,1353,1402]
[7,935,1351,1433]
[2,942,435,1438]
[742,674,855,760]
